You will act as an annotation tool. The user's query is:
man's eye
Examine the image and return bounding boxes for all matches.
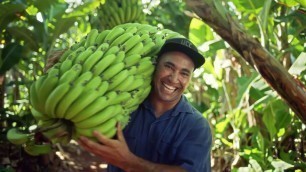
[181,72,190,77]
[165,64,171,69]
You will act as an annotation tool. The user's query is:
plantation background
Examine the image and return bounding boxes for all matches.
[0,0,305,171]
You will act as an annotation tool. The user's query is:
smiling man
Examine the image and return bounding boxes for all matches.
[79,38,212,172]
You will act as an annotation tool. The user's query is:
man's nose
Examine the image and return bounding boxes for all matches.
[169,72,179,83]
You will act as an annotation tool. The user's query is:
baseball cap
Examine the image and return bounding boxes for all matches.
[157,38,205,69]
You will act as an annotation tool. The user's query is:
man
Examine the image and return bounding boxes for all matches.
[78,38,212,172]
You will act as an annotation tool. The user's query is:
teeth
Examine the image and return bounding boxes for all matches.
[163,83,176,91]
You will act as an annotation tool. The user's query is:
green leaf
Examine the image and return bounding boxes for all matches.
[51,16,77,41]
[271,159,294,170]
[288,52,306,75]
[294,0,306,7]
[256,131,265,153]
[7,26,39,51]
[0,43,23,74]
[33,0,59,12]
[262,100,278,139]
[232,0,264,11]
[273,100,291,129]
[0,3,25,29]
[189,18,214,47]
[64,1,101,18]
[26,5,39,16]
[236,73,258,107]
[259,0,272,32]
[216,117,230,133]
[279,0,299,7]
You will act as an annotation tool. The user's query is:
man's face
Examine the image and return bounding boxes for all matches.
[152,51,194,103]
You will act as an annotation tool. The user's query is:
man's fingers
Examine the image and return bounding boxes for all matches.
[93,130,114,146]
[116,123,126,142]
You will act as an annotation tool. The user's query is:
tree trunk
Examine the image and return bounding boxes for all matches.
[186,0,306,123]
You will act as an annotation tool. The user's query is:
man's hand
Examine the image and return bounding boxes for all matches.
[78,123,187,172]
[78,123,134,168]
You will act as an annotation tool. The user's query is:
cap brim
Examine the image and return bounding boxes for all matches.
[158,42,205,69]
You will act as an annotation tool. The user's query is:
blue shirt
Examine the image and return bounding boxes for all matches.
[108,95,212,172]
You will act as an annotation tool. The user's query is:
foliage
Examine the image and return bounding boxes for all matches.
[0,0,305,171]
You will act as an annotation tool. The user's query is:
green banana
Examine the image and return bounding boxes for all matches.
[101,62,125,80]
[58,63,82,84]
[130,5,138,21]
[113,74,135,92]
[71,96,109,123]
[97,42,110,52]
[84,76,102,90]
[103,125,117,139]
[70,39,86,51]
[64,82,108,120]
[125,41,144,56]
[6,128,30,145]
[37,118,60,129]
[59,49,73,62]
[127,66,137,75]
[108,69,129,90]
[124,4,132,22]
[82,50,104,72]
[108,5,121,25]
[123,96,141,108]
[138,33,150,43]
[92,54,117,77]
[109,91,131,106]
[137,24,158,34]
[104,26,125,44]
[125,77,144,91]
[74,71,93,86]
[41,120,70,144]
[113,51,126,64]
[24,141,52,156]
[136,59,154,73]
[138,84,152,101]
[96,30,111,45]
[103,45,120,57]
[66,46,86,62]
[75,118,117,138]
[44,82,71,117]
[124,25,138,34]
[117,8,125,25]
[31,107,49,121]
[124,54,141,68]
[74,104,122,129]
[140,40,156,56]
[110,32,133,47]
[29,81,40,112]
[73,46,95,64]
[37,68,60,114]
[55,83,85,118]
[121,34,141,53]
[59,58,73,76]
[85,29,99,48]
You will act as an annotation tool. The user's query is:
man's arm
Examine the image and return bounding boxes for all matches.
[78,124,187,172]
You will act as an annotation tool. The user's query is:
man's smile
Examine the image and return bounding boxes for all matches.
[162,82,177,93]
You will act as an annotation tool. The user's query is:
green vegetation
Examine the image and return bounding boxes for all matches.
[0,0,305,171]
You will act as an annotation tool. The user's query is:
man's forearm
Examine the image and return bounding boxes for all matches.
[122,153,187,172]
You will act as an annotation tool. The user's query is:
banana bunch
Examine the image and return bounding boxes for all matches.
[95,0,146,29]
[6,128,52,156]
[27,23,184,149]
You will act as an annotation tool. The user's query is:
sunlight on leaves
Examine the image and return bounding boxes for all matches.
[189,18,214,47]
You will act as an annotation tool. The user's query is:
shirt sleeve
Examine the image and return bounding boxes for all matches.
[176,117,212,172]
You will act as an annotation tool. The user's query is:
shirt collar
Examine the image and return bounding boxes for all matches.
[142,95,193,117]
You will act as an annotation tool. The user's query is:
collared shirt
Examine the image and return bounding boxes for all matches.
[108,95,212,172]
